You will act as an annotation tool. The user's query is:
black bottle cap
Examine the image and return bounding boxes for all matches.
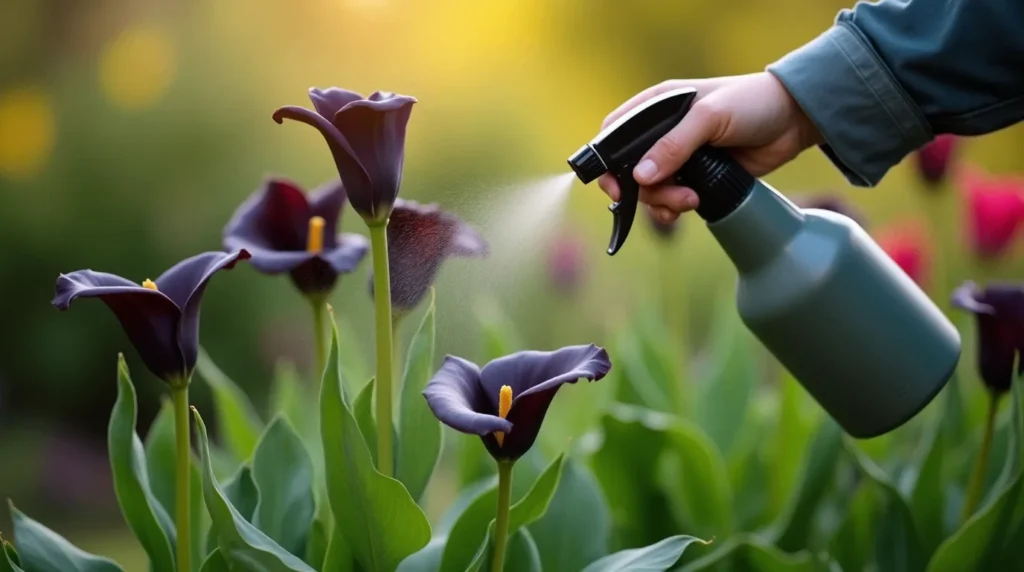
[567,144,606,184]
[676,146,754,223]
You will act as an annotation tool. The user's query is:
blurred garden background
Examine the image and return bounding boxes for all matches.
[3,0,1024,567]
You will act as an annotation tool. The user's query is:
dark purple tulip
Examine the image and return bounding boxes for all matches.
[223,177,369,296]
[422,344,611,461]
[272,88,417,223]
[370,198,488,311]
[952,281,1024,394]
[794,193,867,228]
[52,250,250,385]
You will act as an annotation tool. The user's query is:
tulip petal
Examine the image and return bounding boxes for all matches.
[309,87,364,119]
[52,271,186,381]
[479,344,612,409]
[447,221,489,257]
[272,105,371,195]
[323,233,370,274]
[223,178,311,252]
[951,282,995,314]
[423,356,512,436]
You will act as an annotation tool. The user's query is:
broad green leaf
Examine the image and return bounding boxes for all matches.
[305,497,330,569]
[1,539,23,572]
[927,378,1024,571]
[728,399,773,530]
[694,290,757,456]
[195,347,264,462]
[766,374,817,519]
[397,292,443,502]
[199,549,229,572]
[320,317,431,572]
[658,419,732,538]
[463,523,495,572]
[908,396,947,558]
[441,454,564,572]
[145,398,208,568]
[354,377,378,465]
[678,536,815,572]
[590,404,678,550]
[529,459,610,572]
[828,483,876,572]
[463,525,541,572]
[251,416,316,559]
[613,317,681,414]
[398,478,497,572]
[336,314,372,395]
[322,523,354,572]
[206,465,257,558]
[109,355,175,572]
[194,409,315,571]
[270,361,315,440]
[767,416,843,551]
[846,441,925,572]
[8,502,124,572]
[582,535,707,572]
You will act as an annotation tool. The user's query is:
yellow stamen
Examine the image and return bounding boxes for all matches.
[495,385,513,447]
[307,216,325,253]
[142,279,158,290]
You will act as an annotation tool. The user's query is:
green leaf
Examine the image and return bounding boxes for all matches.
[304,500,330,570]
[1,539,24,572]
[581,535,708,572]
[694,290,758,456]
[193,408,316,571]
[613,316,683,415]
[251,416,316,559]
[462,525,541,572]
[397,292,443,503]
[195,347,264,463]
[8,502,124,572]
[529,458,610,572]
[354,377,379,465]
[845,440,925,572]
[109,355,176,572]
[589,404,677,551]
[658,419,732,539]
[199,549,229,572]
[908,398,947,558]
[270,361,315,441]
[336,314,372,396]
[507,453,565,531]
[145,397,208,567]
[320,316,432,572]
[828,482,877,572]
[206,464,259,563]
[767,416,843,551]
[397,479,498,572]
[678,536,816,572]
[765,373,818,520]
[322,523,354,572]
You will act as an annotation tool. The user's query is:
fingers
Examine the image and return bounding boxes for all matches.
[633,98,726,186]
[647,205,680,226]
[640,184,698,213]
[597,173,620,202]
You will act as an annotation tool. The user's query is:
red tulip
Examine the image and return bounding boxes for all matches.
[958,166,1024,259]
[546,230,587,294]
[915,134,957,187]
[875,222,930,288]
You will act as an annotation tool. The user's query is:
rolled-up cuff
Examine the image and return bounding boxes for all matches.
[766,22,933,187]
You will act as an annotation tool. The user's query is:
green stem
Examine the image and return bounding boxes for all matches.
[369,222,395,477]
[962,391,999,523]
[491,461,514,572]
[171,383,191,572]
[311,296,328,381]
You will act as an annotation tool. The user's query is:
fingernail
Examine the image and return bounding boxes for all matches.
[635,160,657,181]
[685,194,699,209]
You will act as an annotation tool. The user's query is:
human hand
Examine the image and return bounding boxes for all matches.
[597,72,822,226]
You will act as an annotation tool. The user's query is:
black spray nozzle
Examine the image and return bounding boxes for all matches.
[567,87,755,255]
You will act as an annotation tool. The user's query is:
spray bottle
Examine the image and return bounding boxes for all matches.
[567,87,960,438]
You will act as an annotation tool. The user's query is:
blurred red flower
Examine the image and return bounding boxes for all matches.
[546,230,588,294]
[915,134,958,187]
[958,166,1024,259]
[876,222,930,288]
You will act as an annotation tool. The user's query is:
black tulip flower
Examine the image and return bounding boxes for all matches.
[272,88,417,223]
[422,344,612,461]
[952,281,1024,394]
[223,177,369,297]
[794,193,867,228]
[52,250,251,386]
[369,198,488,313]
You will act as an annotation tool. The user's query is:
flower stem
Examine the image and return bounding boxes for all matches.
[368,222,394,478]
[491,461,514,572]
[310,296,328,381]
[962,391,1000,523]
[171,383,191,572]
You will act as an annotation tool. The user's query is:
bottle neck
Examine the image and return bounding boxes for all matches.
[707,180,804,273]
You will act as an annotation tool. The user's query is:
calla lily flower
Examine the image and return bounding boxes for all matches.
[915,134,957,187]
[422,344,611,461]
[952,281,1024,394]
[875,222,929,288]
[794,193,866,228]
[370,198,488,312]
[52,250,250,385]
[957,166,1024,259]
[272,87,417,223]
[223,177,369,296]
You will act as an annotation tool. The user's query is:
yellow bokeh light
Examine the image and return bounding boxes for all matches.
[0,87,55,180]
[98,24,177,110]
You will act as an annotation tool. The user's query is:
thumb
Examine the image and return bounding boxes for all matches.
[633,99,725,186]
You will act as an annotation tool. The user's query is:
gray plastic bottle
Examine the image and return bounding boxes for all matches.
[568,87,961,438]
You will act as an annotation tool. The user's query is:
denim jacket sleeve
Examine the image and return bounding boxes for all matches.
[765,0,1024,187]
